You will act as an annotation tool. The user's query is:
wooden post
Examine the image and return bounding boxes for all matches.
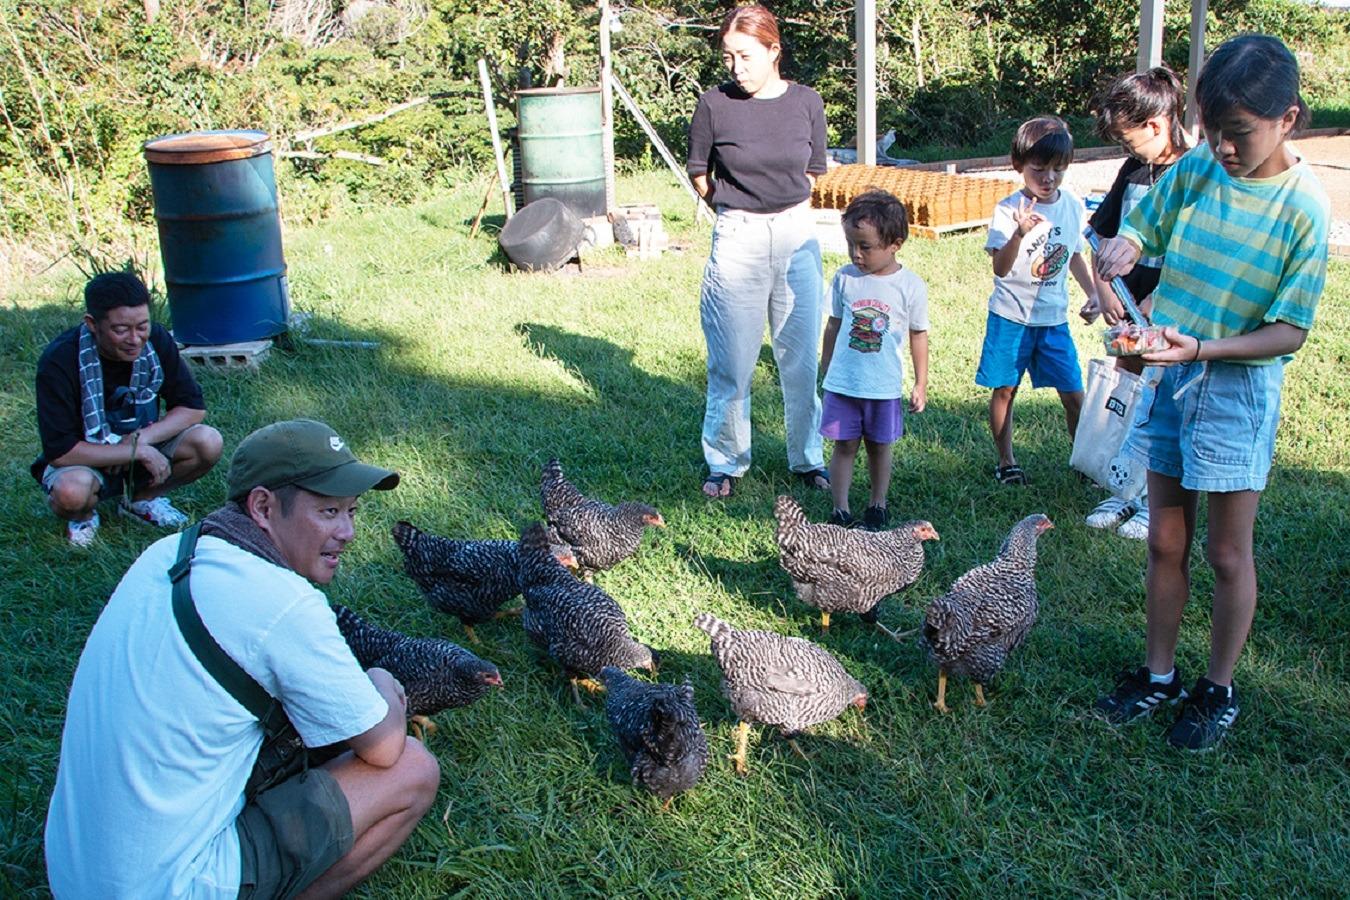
[599,0,616,213]
[856,0,877,166]
[610,75,713,223]
[477,58,515,220]
[1185,0,1208,134]
[1138,0,1164,71]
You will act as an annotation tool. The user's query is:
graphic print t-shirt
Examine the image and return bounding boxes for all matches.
[822,264,929,400]
[985,188,1086,326]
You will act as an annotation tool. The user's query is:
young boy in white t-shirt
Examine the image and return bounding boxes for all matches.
[979,115,1100,485]
[819,190,930,530]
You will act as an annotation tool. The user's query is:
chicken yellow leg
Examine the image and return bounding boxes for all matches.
[410,715,437,741]
[820,611,831,632]
[933,670,950,714]
[974,684,987,707]
[494,608,522,619]
[727,721,750,775]
[570,676,605,706]
[463,624,480,645]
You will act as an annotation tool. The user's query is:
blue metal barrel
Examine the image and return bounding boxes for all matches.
[144,130,290,345]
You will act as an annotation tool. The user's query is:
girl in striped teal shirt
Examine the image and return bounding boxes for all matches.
[1092,34,1330,751]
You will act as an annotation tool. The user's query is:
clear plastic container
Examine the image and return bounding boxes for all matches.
[1103,323,1169,357]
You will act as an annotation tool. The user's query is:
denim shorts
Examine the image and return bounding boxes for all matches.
[975,312,1084,392]
[820,391,904,443]
[1126,359,1285,493]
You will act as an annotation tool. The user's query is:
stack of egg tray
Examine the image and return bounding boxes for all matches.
[812,165,1018,235]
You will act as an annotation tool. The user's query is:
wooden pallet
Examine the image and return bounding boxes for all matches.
[180,340,271,371]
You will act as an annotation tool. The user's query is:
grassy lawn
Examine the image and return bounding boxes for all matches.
[2,171,1347,897]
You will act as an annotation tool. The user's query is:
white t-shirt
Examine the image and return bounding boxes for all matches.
[822,264,929,400]
[985,188,1087,326]
[45,534,388,899]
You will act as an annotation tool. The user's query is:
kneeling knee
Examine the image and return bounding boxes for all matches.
[191,426,225,464]
[400,737,441,808]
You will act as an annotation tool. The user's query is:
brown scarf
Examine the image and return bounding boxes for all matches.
[200,502,292,571]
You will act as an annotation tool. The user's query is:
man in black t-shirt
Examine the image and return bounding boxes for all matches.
[32,272,222,546]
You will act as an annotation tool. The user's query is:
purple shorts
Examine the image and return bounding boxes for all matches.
[820,391,904,443]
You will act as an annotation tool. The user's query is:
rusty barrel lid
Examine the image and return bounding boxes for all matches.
[143,130,271,165]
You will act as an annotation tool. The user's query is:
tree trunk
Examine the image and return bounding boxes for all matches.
[144,0,159,23]
[912,14,924,89]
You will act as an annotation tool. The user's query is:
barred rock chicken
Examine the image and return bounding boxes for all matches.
[333,604,503,738]
[693,612,868,775]
[518,523,657,704]
[774,495,939,640]
[540,458,665,578]
[599,667,709,807]
[392,520,577,644]
[919,514,1053,714]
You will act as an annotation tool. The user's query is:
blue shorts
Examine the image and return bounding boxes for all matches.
[819,391,904,443]
[1126,360,1285,493]
[975,312,1084,392]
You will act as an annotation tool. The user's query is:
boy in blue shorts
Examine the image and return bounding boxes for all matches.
[979,115,1100,485]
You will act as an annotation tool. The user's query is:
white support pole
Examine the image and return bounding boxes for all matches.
[856,0,877,165]
[599,0,616,213]
[1138,0,1164,71]
[477,58,515,220]
[1185,0,1208,134]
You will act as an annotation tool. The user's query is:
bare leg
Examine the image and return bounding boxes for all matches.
[1057,389,1084,439]
[933,670,950,714]
[863,439,893,508]
[134,425,223,500]
[1143,472,1199,676]
[1203,490,1262,685]
[973,684,987,707]
[828,438,859,515]
[989,387,1018,469]
[728,721,750,775]
[297,737,440,900]
[47,469,101,522]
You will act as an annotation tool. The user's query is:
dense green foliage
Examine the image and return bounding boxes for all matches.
[1,0,1346,255]
[3,173,1348,896]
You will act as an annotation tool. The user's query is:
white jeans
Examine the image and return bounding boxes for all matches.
[699,202,824,477]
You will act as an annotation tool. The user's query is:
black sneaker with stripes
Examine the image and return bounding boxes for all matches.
[1094,666,1187,725]
[1166,678,1239,751]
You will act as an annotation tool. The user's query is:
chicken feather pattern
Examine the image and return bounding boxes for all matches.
[540,458,665,576]
[693,613,866,734]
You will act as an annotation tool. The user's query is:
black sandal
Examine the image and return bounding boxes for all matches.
[994,465,1028,486]
[702,471,737,499]
[795,468,830,491]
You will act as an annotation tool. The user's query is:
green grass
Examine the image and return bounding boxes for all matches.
[3,171,1348,897]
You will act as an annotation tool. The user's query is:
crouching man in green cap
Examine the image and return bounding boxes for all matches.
[45,419,439,899]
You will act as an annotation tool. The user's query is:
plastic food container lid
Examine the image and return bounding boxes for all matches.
[143,130,271,165]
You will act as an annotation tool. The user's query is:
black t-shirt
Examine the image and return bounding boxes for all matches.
[31,323,205,481]
[686,82,828,213]
[1089,156,1175,303]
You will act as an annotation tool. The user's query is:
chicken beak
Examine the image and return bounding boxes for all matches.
[647,514,667,528]
[1036,517,1055,534]
[483,671,504,687]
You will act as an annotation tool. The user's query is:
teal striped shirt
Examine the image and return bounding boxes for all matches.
[1118,142,1329,364]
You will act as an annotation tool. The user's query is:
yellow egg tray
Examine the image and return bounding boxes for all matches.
[812,165,1018,236]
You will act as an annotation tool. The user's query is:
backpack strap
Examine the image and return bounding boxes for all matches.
[170,524,280,726]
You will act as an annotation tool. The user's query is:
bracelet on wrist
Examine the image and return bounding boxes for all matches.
[1192,340,1203,362]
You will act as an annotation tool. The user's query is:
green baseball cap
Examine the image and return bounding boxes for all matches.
[227,419,399,501]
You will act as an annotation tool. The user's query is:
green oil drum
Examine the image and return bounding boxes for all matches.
[516,86,605,218]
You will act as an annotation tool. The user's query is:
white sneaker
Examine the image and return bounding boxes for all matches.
[67,512,100,547]
[119,496,189,529]
[1116,504,1150,540]
[1086,496,1134,530]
